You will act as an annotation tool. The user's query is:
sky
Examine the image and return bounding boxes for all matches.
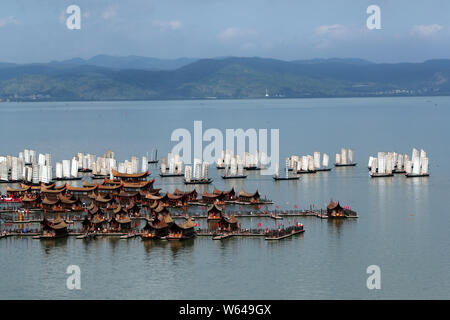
[1,0,450,63]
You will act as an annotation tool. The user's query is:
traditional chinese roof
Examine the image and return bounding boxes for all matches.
[114,205,127,215]
[208,204,223,214]
[178,218,195,230]
[223,214,238,224]
[66,185,97,192]
[41,196,62,206]
[213,187,235,196]
[21,194,40,202]
[7,185,30,192]
[97,184,121,191]
[154,202,169,214]
[164,214,174,224]
[59,193,79,204]
[21,183,41,190]
[118,191,138,197]
[202,191,219,199]
[145,194,163,201]
[82,181,96,188]
[166,192,184,200]
[111,169,149,179]
[122,179,155,189]
[239,189,260,198]
[92,214,105,224]
[327,200,340,210]
[103,178,122,185]
[117,215,131,224]
[41,183,56,189]
[41,187,65,194]
[88,204,99,215]
[95,194,113,203]
[174,188,197,196]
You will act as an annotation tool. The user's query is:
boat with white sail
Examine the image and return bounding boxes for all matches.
[370,152,394,178]
[222,156,247,179]
[273,158,299,180]
[335,148,357,167]
[314,152,332,172]
[405,148,429,177]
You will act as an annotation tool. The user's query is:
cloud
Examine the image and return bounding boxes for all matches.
[312,24,365,49]
[153,20,182,31]
[411,24,443,37]
[218,27,257,40]
[314,24,352,38]
[102,5,118,20]
[0,16,19,28]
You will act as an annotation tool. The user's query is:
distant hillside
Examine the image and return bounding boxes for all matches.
[49,55,198,71]
[0,56,449,101]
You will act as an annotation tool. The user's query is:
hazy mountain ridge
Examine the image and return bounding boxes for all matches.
[1,56,450,101]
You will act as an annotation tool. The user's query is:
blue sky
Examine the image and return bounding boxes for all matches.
[1,0,450,63]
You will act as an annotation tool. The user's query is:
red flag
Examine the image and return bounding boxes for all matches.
[275,205,279,209]
[294,204,298,209]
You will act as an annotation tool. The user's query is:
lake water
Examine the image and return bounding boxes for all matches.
[0,97,449,299]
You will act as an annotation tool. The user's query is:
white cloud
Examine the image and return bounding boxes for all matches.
[102,5,118,20]
[218,27,257,40]
[0,16,19,28]
[314,24,351,38]
[312,24,365,49]
[411,24,443,37]
[153,20,182,31]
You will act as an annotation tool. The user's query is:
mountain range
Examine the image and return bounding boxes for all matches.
[0,55,449,101]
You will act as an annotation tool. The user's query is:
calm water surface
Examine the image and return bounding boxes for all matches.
[0,97,449,299]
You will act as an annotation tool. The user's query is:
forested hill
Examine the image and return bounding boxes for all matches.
[1,56,449,101]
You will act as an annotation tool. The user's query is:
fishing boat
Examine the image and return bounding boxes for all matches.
[335,148,357,167]
[315,152,332,172]
[148,148,159,164]
[222,174,247,179]
[53,159,81,181]
[393,153,407,173]
[406,149,429,177]
[273,159,299,180]
[370,152,394,178]
[184,160,213,184]
[76,232,97,240]
[216,150,227,169]
[297,155,316,174]
[184,178,213,185]
[222,157,247,179]
[212,233,234,240]
[243,152,262,170]
[160,153,184,177]
[265,224,304,240]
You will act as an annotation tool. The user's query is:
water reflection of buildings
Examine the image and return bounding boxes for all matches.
[41,237,68,253]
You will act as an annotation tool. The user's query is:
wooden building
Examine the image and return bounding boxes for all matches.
[40,216,68,238]
[111,169,149,182]
[201,191,220,204]
[238,189,261,203]
[167,218,195,240]
[207,204,223,220]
